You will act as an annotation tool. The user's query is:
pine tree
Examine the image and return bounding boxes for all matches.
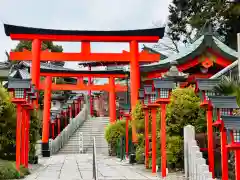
[167,0,240,49]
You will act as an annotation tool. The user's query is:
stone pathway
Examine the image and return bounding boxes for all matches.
[23,154,185,180]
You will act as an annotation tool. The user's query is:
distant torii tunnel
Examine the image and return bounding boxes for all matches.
[39,68,129,156]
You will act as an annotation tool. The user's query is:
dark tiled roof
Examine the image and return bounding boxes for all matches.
[0,62,11,69]
[4,23,165,38]
[9,69,31,79]
[40,68,130,75]
[21,61,72,71]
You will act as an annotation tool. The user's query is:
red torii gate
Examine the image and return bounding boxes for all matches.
[5,23,165,143]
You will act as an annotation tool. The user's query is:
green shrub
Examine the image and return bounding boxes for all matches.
[0,87,17,159]
[135,133,144,163]
[131,101,145,133]
[166,136,183,169]
[29,110,41,157]
[165,87,206,169]
[0,85,41,160]
[104,120,132,155]
[166,87,206,136]
[0,160,29,179]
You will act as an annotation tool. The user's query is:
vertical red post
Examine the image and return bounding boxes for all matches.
[16,104,22,175]
[220,127,228,180]
[64,111,67,127]
[161,104,167,177]
[41,76,52,157]
[75,101,78,116]
[235,150,240,180]
[24,109,30,168]
[88,66,93,116]
[125,115,130,158]
[20,108,26,166]
[130,40,140,143]
[81,41,92,116]
[69,105,72,119]
[31,39,41,89]
[33,92,39,110]
[109,77,116,123]
[99,96,103,117]
[207,108,215,178]
[144,107,149,168]
[51,123,55,139]
[77,77,83,85]
[57,117,60,135]
[151,107,157,174]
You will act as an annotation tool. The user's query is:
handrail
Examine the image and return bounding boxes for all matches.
[49,104,88,154]
[93,136,98,180]
[79,132,83,153]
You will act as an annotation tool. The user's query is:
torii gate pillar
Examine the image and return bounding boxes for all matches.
[41,76,52,157]
[109,77,116,123]
[130,40,139,143]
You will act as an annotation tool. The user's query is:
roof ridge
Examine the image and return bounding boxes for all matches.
[141,35,205,67]
[213,36,238,57]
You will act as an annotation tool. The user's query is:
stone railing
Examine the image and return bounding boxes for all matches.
[49,104,88,154]
[184,125,214,180]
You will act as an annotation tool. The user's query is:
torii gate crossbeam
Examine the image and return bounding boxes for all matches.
[5,23,165,144]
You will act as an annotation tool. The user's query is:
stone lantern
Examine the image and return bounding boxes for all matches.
[7,78,31,174]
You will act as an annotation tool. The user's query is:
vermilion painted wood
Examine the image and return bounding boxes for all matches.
[31,39,41,88]
[51,123,55,139]
[39,83,127,91]
[24,110,30,168]
[149,106,158,174]
[10,34,160,42]
[206,109,215,178]
[20,108,26,166]
[16,104,22,176]
[161,104,167,178]
[40,72,128,78]
[143,107,149,169]
[109,77,116,123]
[42,77,52,143]
[81,41,91,53]
[69,105,72,119]
[130,40,139,143]
[9,51,160,62]
[57,118,60,135]
[220,128,228,180]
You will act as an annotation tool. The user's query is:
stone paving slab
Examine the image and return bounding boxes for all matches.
[22,154,185,180]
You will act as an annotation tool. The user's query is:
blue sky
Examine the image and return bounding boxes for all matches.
[0,0,172,70]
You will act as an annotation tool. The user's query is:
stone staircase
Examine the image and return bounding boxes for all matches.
[59,117,109,155]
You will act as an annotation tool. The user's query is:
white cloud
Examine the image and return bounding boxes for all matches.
[0,0,172,69]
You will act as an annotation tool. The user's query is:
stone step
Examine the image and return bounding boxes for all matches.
[59,117,110,154]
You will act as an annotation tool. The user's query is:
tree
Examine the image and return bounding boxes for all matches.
[12,41,64,67]
[167,0,240,50]
[214,75,240,105]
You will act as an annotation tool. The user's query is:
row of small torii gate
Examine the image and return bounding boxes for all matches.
[4,24,240,180]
